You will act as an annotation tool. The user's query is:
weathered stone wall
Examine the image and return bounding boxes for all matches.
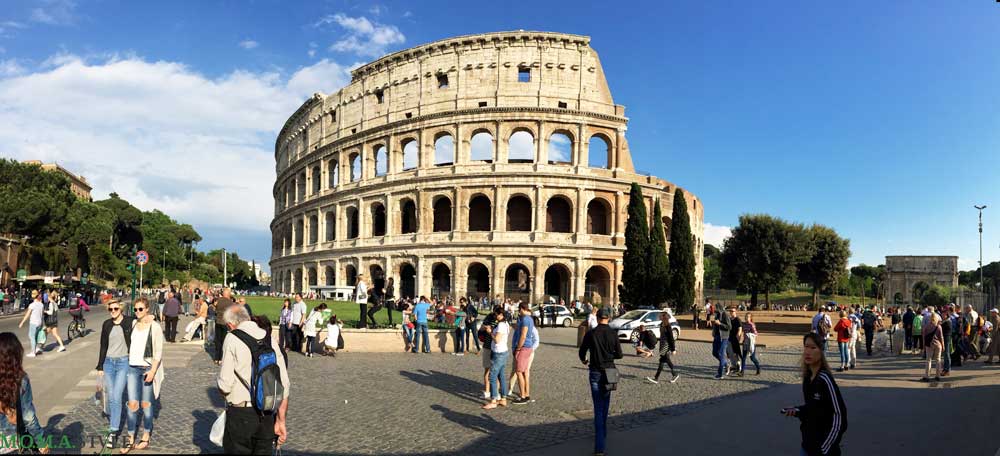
[269,31,705,308]
[884,255,959,306]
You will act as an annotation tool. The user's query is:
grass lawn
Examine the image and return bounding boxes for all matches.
[243,296,454,329]
[720,290,879,308]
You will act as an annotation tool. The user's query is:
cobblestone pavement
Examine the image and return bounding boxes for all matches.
[48,329,805,454]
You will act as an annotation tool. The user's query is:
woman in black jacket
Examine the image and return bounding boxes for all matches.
[784,332,848,456]
[95,299,134,449]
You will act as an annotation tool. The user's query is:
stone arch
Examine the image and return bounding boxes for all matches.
[374,145,388,176]
[349,152,361,181]
[325,265,335,286]
[585,265,611,305]
[399,198,418,234]
[369,264,386,295]
[504,263,532,302]
[434,133,455,166]
[506,195,532,231]
[308,214,318,244]
[345,207,359,239]
[325,211,336,241]
[297,172,306,200]
[508,130,535,163]
[371,202,386,237]
[402,138,419,170]
[399,263,417,299]
[432,263,452,299]
[295,219,304,246]
[587,198,611,235]
[545,195,573,233]
[328,159,339,187]
[466,262,491,299]
[547,131,573,164]
[345,264,358,287]
[588,134,611,169]
[433,196,453,232]
[308,267,318,287]
[468,194,492,232]
[293,268,303,293]
[311,165,321,194]
[543,263,571,304]
[470,130,494,162]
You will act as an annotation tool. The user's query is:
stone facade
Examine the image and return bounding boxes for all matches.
[884,255,959,306]
[269,31,704,307]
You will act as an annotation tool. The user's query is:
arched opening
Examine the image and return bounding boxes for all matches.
[548,132,572,164]
[588,135,610,169]
[433,197,452,232]
[893,292,903,305]
[587,199,611,235]
[328,160,339,187]
[293,269,302,293]
[543,264,571,304]
[585,266,610,305]
[345,207,359,239]
[308,267,318,287]
[402,139,418,170]
[504,264,532,303]
[467,263,490,301]
[432,263,451,299]
[349,152,361,182]
[546,196,572,233]
[399,199,417,234]
[325,212,336,241]
[308,214,318,244]
[662,216,672,240]
[470,131,494,162]
[468,195,492,231]
[374,145,388,176]
[311,166,321,194]
[508,130,534,163]
[295,219,304,246]
[399,263,416,299]
[286,224,293,249]
[506,195,532,232]
[912,281,931,304]
[325,266,335,286]
[434,134,454,166]
[369,265,385,296]
[371,203,386,237]
[297,173,306,200]
[345,265,357,287]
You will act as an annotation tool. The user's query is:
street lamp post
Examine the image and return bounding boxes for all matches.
[975,205,987,293]
[163,248,168,285]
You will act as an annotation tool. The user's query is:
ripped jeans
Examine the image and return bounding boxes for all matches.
[126,365,155,435]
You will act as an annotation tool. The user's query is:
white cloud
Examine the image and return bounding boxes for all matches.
[238,39,259,50]
[0,59,25,77]
[368,5,384,16]
[30,0,78,25]
[0,53,352,235]
[315,13,405,58]
[307,42,318,58]
[703,223,732,248]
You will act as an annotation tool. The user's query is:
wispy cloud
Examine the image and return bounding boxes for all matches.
[30,0,78,26]
[238,39,259,50]
[307,42,318,58]
[314,13,405,58]
[0,20,28,37]
[0,59,25,77]
[368,5,384,16]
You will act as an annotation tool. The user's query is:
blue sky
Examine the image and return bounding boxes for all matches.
[2,0,998,272]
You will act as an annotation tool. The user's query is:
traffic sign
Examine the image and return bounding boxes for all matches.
[16,269,26,282]
[81,273,89,285]
[136,250,149,266]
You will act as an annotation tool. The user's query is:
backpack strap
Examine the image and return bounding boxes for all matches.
[229,329,263,395]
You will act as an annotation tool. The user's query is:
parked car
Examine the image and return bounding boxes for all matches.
[530,305,575,327]
[609,308,681,343]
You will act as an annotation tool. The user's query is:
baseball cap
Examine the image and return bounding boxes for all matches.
[597,307,612,319]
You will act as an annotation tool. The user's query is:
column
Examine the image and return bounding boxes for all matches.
[493,187,504,232]
[384,195,394,237]
[455,122,466,165]
[338,151,347,189]
[496,121,507,163]
[454,186,463,232]
[533,185,544,233]
[300,264,308,294]
[290,217,298,253]
[416,256,428,298]
[575,187,586,239]
[574,123,586,167]
[614,191,625,236]
[535,121,546,164]
[574,258,586,302]
[614,128,624,170]
[357,196,367,239]
[455,258,466,300]
[612,259,622,307]
[416,188,427,234]
[532,257,544,305]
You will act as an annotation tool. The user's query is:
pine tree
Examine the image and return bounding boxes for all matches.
[647,199,670,307]
[619,183,650,309]
[667,190,696,312]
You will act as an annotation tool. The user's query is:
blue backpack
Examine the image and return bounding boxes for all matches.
[230,329,285,415]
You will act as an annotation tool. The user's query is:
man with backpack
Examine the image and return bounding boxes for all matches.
[218,304,290,454]
[811,308,833,351]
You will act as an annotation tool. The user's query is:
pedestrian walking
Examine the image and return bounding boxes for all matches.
[911,310,924,355]
[0,332,50,454]
[383,278,395,326]
[96,299,133,449]
[163,292,181,342]
[42,291,67,352]
[18,290,45,357]
[846,310,860,370]
[510,302,536,404]
[902,306,915,352]
[217,306,290,454]
[727,307,745,375]
[922,313,944,382]
[646,311,679,384]
[453,302,467,355]
[782,332,848,456]
[277,299,291,351]
[355,274,369,329]
[465,298,481,354]
[482,307,511,410]
[411,296,431,353]
[710,304,732,379]
[121,298,164,453]
[214,288,236,365]
[940,306,953,375]
[811,308,832,351]
[834,311,852,372]
[578,307,622,456]
[861,307,878,356]
[742,312,762,375]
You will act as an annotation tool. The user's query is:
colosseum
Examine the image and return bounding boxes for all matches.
[270,31,705,308]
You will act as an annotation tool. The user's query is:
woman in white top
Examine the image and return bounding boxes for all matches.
[123,297,164,453]
[43,291,67,352]
[324,314,342,356]
[355,274,370,328]
[303,303,326,358]
[483,308,510,410]
[18,291,46,356]
[401,300,414,352]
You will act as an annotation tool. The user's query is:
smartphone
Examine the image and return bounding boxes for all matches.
[781,407,798,416]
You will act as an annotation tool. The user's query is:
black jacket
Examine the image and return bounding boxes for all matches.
[659,322,676,352]
[579,324,622,370]
[96,316,135,370]
[712,310,731,340]
[797,370,848,456]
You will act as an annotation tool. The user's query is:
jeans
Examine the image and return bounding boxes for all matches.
[589,369,611,453]
[412,322,430,353]
[488,350,509,400]
[182,301,189,315]
[904,326,913,350]
[402,325,414,347]
[943,338,952,372]
[102,356,129,433]
[742,334,761,372]
[466,319,481,351]
[654,352,675,379]
[223,405,275,455]
[454,327,465,353]
[27,324,41,354]
[712,338,729,377]
[305,335,316,355]
[838,341,850,366]
[358,303,368,328]
[126,365,154,434]
[847,335,858,367]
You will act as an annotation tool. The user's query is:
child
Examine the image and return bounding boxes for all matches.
[324,314,342,357]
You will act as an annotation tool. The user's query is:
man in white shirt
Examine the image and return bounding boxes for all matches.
[290,293,307,353]
[218,305,290,453]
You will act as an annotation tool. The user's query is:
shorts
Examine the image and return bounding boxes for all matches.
[514,348,534,373]
[481,348,492,370]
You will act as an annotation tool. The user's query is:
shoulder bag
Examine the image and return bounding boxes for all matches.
[601,367,619,391]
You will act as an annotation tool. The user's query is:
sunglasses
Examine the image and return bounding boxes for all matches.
[109,307,121,312]
[134,307,146,312]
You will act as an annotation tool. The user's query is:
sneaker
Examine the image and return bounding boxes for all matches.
[456,353,465,357]
[483,391,491,399]
[58,346,66,352]
[512,397,531,405]
[837,367,844,372]
[756,368,761,375]
[644,377,658,384]
[670,374,680,383]
[919,377,930,382]
[26,353,35,358]
[714,375,724,380]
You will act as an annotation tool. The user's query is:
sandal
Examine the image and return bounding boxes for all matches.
[120,436,134,454]
[482,401,499,410]
[134,434,150,451]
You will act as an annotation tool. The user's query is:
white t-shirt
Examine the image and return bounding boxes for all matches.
[303,311,322,337]
[588,314,598,330]
[355,281,368,304]
[492,321,510,353]
[325,323,341,347]
[28,300,44,326]
[291,301,307,325]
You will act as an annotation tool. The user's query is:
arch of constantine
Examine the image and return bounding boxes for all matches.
[269,31,705,307]
[884,255,959,306]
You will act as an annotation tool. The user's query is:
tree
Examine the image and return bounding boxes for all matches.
[703,256,721,289]
[921,284,951,308]
[722,214,808,308]
[667,190,696,312]
[647,199,670,306]
[619,183,650,309]
[798,225,851,309]
[704,244,721,260]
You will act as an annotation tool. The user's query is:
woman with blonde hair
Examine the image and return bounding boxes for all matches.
[922,313,944,382]
[121,297,165,453]
[42,291,67,353]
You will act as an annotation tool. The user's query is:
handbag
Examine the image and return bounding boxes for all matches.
[336,333,345,350]
[601,367,619,391]
[209,410,226,447]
